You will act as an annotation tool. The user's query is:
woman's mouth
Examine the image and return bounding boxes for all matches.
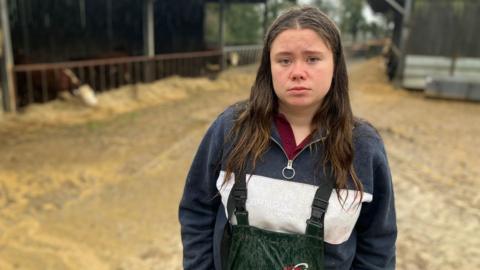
[288,86,309,92]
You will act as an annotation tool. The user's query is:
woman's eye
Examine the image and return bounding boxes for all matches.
[278,59,291,65]
[306,57,320,63]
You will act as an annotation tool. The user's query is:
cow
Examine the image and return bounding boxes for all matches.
[60,68,98,106]
[14,51,98,108]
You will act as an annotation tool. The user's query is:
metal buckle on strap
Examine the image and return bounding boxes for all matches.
[310,198,328,222]
[311,207,326,220]
[312,197,329,210]
[233,188,247,199]
[233,187,247,213]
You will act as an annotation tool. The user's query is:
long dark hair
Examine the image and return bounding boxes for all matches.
[224,6,363,197]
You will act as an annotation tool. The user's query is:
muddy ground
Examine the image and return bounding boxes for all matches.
[0,58,479,269]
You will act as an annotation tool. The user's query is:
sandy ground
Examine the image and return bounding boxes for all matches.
[0,58,479,269]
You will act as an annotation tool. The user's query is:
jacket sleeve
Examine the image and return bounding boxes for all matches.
[353,140,397,270]
[179,116,225,270]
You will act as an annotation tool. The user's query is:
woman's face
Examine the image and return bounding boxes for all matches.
[270,28,334,113]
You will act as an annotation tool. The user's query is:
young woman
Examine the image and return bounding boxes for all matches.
[179,6,396,270]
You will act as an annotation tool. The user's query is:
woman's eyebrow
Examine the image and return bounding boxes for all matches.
[272,51,294,57]
[273,50,326,56]
[302,50,325,55]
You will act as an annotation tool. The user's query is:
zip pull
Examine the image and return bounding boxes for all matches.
[282,160,295,180]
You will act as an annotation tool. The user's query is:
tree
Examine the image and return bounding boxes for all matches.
[225,4,263,45]
[266,0,296,26]
[311,0,336,17]
[339,0,365,42]
[204,3,264,46]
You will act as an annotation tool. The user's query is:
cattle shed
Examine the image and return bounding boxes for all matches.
[367,0,480,97]
[1,0,270,112]
[6,0,265,63]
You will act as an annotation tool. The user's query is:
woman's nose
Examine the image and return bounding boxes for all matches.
[290,62,306,81]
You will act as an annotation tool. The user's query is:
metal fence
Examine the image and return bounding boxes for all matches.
[12,45,262,108]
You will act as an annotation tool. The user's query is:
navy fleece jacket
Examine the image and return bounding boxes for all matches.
[179,105,397,270]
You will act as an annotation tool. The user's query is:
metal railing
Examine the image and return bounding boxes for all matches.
[12,45,262,108]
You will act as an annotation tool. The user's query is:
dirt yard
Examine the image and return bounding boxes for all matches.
[0,58,479,269]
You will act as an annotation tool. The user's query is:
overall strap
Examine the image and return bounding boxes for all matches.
[226,169,249,225]
[306,172,334,238]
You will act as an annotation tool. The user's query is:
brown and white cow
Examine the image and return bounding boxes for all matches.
[14,51,97,108]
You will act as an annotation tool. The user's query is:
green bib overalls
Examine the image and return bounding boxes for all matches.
[222,171,334,270]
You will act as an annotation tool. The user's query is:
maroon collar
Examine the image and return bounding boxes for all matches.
[274,113,312,160]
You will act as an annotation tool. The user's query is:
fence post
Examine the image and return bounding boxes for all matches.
[0,0,16,112]
[143,0,155,82]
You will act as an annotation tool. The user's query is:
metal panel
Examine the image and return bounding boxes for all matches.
[455,58,480,79]
[402,55,451,89]
[425,76,480,101]
[403,55,480,89]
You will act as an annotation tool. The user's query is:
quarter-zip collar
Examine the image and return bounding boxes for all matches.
[270,119,327,180]
[274,113,312,160]
[270,117,328,152]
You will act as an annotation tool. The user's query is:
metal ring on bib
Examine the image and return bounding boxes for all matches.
[282,166,295,179]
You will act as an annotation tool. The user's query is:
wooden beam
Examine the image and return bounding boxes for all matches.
[385,0,405,16]
[394,0,413,87]
[390,43,401,57]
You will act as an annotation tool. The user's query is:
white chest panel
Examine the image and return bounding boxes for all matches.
[216,171,372,245]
